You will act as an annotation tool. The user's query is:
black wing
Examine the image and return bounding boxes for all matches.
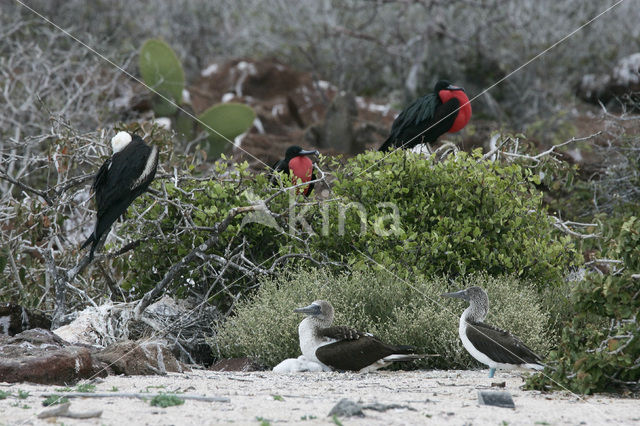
[315,335,414,371]
[379,95,460,151]
[94,140,152,218]
[91,140,155,242]
[317,326,364,341]
[92,158,111,209]
[466,321,542,365]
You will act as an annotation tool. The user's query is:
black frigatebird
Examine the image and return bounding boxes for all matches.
[270,145,319,196]
[81,131,159,260]
[294,300,430,372]
[441,286,544,378]
[378,80,472,151]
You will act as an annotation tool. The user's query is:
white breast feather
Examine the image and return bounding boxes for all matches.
[298,318,336,366]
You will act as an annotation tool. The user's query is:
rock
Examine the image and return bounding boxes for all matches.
[272,355,331,373]
[321,91,358,153]
[328,398,365,417]
[0,328,103,385]
[0,302,51,336]
[210,357,265,372]
[477,390,515,408]
[93,340,184,376]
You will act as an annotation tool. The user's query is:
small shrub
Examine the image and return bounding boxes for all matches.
[214,268,551,369]
[149,394,185,408]
[526,216,640,394]
[42,395,69,406]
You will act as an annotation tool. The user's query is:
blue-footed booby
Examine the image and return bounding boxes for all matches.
[294,300,427,372]
[441,286,544,378]
[81,131,159,260]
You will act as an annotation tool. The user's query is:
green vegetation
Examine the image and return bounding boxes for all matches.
[215,268,551,369]
[75,383,96,393]
[42,395,69,406]
[527,217,640,394]
[123,150,578,306]
[137,40,255,159]
[149,394,185,408]
[139,39,185,116]
[319,150,580,283]
[198,103,256,158]
[16,390,30,399]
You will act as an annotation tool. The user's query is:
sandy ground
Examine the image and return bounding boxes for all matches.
[1,369,639,425]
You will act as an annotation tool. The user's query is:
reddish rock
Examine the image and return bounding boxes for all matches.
[0,328,102,385]
[209,357,265,372]
[0,302,51,336]
[93,341,185,376]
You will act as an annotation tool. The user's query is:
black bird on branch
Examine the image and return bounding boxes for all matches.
[81,132,158,260]
[379,80,472,152]
[270,145,319,196]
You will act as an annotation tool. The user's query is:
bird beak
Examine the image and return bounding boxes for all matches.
[298,149,319,156]
[441,289,469,301]
[446,84,464,92]
[294,303,322,316]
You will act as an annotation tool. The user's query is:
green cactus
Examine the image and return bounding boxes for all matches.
[139,39,185,116]
[175,105,197,141]
[198,103,255,158]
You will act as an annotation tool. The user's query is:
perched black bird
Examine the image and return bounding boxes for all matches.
[441,286,544,378]
[379,80,472,151]
[81,132,158,260]
[294,300,431,372]
[271,145,319,196]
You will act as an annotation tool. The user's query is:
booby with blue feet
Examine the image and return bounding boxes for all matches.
[442,286,544,378]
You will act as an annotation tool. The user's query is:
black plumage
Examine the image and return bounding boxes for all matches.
[466,321,543,366]
[295,300,427,372]
[315,331,416,372]
[81,133,158,260]
[379,80,466,151]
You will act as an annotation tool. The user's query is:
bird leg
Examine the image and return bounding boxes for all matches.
[488,368,496,378]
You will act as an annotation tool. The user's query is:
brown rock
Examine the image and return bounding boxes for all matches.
[0,328,102,385]
[209,357,265,372]
[93,341,185,376]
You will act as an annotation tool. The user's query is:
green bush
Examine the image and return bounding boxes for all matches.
[526,216,640,394]
[119,149,580,310]
[114,159,294,303]
[311,149,580,284]
[213,268,551,369]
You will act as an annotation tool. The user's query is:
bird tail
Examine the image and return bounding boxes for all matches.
[80,234,97,261]
[383,353,439,363]
[80,234,94,250]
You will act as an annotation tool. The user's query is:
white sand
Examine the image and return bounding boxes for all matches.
[1,369,638,425]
